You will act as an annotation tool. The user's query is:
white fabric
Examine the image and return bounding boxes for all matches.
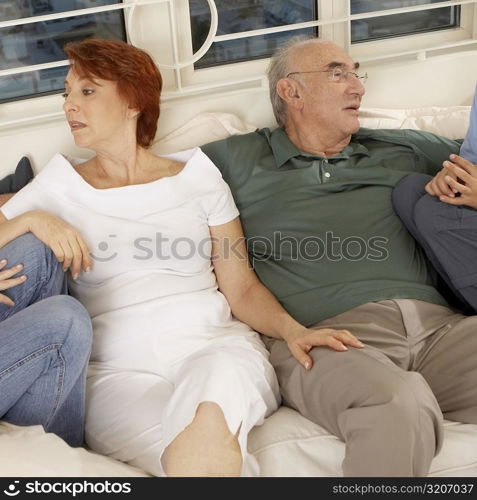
[3,407,477,477]
[359,106,471,139]
[150,112,257,154]
[86,335,279,476]
[0,148,280,476]
[0,422,150,477]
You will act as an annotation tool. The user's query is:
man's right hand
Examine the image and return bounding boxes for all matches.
[23,210,92,279]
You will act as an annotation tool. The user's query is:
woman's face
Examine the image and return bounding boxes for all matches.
[63,68,136,151]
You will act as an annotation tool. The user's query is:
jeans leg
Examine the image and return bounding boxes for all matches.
[0,233,67,322]
[392,174,472,313]
[413,194,477,314]
[392,173,433,237]
[0,295,92,446]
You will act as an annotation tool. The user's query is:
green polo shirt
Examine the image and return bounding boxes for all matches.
[201,127,461,326]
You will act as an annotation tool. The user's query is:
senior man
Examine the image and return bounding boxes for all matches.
[201,37,477,477]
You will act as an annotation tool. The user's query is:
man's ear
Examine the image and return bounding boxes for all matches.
[276,78,303,110]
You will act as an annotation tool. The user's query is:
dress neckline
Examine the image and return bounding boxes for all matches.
[58,148,200,192]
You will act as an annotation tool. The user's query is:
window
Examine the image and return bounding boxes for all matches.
[0,0,126,104]
[190,0,317,69]
[186,0,469,71]
[351,0,460,43]
[1,0,477,123]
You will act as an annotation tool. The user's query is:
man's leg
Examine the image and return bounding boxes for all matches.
[415,311,477,425]
[410,191,477,314]
[268,300,443,477]
[392,174,477,313]
[0,295,93,446]
[0,233,67,322]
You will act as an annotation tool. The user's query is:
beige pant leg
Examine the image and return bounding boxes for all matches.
[409,301,477,424]
[268,300,444,477]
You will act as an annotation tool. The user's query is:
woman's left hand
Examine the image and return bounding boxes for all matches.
[439,154,477,209]
[284,327,365,370]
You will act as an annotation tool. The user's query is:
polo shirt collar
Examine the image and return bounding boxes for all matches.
[270,128,301,167]
[269,127,370,168]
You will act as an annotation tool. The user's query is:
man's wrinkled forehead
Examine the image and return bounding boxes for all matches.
[294,41,358,71]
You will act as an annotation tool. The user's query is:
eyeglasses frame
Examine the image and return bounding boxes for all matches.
[286,68,368,84]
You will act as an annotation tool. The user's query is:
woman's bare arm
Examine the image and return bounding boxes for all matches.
[0,210,92,278]
[210,217,364,370]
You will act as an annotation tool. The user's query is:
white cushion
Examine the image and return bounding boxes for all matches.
[3,408,477,477]
[359,106,471,139]
[249,407,477,477]
[151,112,257,154]
[0,422,150,477]
[149,106,472,152]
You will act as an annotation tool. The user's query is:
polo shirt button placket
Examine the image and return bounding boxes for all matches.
[323,159,331,181]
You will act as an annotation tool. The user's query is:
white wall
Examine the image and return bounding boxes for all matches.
[1,49,477,178]
[361,50,477,108]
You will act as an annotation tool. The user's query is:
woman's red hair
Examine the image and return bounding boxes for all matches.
[64,38,162,148]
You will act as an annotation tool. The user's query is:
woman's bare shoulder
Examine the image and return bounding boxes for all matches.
[147,152,185,179]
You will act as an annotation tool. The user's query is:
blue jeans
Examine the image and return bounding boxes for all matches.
[0,234,93,446]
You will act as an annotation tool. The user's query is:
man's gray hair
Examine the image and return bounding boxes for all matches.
[266,35,314,127]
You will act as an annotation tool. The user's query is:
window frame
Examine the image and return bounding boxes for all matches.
[171,0,477,93]
[1,0,477,131]
[349,2,476,61]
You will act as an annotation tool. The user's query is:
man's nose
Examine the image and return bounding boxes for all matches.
[348,76,366,96]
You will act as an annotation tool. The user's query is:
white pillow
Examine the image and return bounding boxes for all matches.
[0,422,150,477]
[360,106,471,139]
[151,112,257,155]
[148,107,470,158]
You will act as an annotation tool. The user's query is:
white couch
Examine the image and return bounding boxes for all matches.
[2,106,477,477]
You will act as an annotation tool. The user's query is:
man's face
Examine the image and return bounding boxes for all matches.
[290,42,366,138]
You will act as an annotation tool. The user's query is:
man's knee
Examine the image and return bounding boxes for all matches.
[392,173,432,222]
[274,346,442,435]
[413,192,456,243]
[370,372,440,423]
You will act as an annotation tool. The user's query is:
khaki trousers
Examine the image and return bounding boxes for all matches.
[266,299,477,477]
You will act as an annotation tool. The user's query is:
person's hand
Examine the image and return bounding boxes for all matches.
[284,327,365,371]
[0,259,26,306]
[425,161,458,198]
[23,210,92,279]
[437,155,477,209]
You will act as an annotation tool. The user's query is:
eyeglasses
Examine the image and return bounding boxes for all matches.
[286,67,368,85]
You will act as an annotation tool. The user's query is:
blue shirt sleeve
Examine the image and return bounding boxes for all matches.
[460,83,477,164]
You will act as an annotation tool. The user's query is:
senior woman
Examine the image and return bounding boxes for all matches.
[0,39,362,476]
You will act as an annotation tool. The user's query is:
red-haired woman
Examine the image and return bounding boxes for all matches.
[0,39,360,476]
